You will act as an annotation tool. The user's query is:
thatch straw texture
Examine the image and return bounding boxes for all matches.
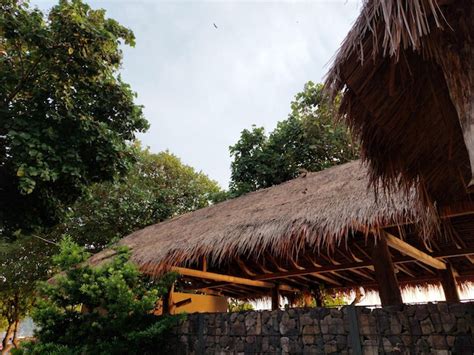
[325,0,473,204]
[89,161,431,273]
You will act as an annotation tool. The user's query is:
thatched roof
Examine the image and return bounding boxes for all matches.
[89,160,474,298]
[90,161,429,271]
[325,0,474,205]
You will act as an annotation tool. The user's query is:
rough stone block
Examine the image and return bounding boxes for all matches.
[300,313,313,327]
[281,336,290,353]
[420,318,434,335]
[456,317,468,333]
[440,312,456,333]
[279,312,297,336]
[303,334,315,345]
[329,317,345,334]
[324,339,338,354]
[390,316,402,334]
[231,322,246,336]
[428,334,448,350]
[415,305,429,321]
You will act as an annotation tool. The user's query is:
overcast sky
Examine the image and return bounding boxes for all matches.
[33,0,362,188]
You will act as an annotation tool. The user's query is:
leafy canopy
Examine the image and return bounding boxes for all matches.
[55,146,222,250]
[16,237,177,355]
[0,0,148,239]
[229,82,358,196]
[0,146,221,346]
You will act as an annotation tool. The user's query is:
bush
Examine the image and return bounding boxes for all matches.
[15,236,180,355]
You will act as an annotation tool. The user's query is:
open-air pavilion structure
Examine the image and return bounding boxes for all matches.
[322,0,474,305]
[90,161,474,311]
[91,0,474,312]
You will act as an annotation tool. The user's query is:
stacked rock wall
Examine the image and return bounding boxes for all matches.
[167,302,473,354]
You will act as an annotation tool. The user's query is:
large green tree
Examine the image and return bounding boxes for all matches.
[0,147,221,348]
[0,237,55,352]
[0,0,148,240]
[229,82,358,196]
[56,146,222,250]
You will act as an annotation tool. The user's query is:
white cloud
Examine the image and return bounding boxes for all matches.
[31,0,361,188]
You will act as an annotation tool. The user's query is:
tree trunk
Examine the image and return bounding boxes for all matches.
[1,321,14,355]
[12,319,20,348]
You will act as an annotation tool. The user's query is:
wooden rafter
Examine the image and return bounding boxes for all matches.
[172,266,298,292]
[381,230,446,270]
[396,264,416,278]
[236,256,257,277]
[290,255,342,286]
[253,261,373,281]
[304,255,353,283]
[321,250,374,281]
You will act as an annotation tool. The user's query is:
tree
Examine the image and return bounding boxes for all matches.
[229,82,358,196]
[0,237,56,353]
[0,146,221,348]
[0,0,148,240]
[14,237,178,355]
[55,146,222,250]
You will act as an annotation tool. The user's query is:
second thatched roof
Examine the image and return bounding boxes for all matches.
[90,160,433,273]
[325,0,473,205]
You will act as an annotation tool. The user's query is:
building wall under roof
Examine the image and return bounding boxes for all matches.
[165,303,474,354]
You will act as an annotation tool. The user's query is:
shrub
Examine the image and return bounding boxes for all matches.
[15,236,180,355]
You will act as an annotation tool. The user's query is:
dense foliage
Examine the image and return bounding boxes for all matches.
[0,237,55,351]
[0,0,148,239]
[55,146,222,250]
[227,299,254,312]
[229,82,358,196]
[0,146,221,349]
[14,237,178,355]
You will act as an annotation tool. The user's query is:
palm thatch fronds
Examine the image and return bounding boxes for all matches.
[89,161,433,274]
[325,0,474,206]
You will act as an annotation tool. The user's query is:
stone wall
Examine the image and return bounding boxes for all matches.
[166,302,473,354]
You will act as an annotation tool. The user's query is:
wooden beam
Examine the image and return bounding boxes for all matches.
[434,247,474,258]
[328,269,474,290]
[172,266,273,288]
[304,255,353,283]
[290,255,342,286]
[236,256,257,276]
[372,234,403,306]
[271,286,280,310]
[396,264,416,278]
[334,249,375,279]
[382,230,446,270]
[254,261,373,281]
[439,264,460,303]
[172,266,297,292]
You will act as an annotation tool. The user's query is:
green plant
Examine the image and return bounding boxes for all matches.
[56,146,222,250]
[227,299,254,312]
[15,237,179,355]
[229,82,358,196]
[0,0,148,239]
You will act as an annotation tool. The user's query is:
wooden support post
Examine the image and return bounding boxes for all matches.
[314,287,323,307]
[372,235,403,307]
[439,263,460,303]
[162,287,171,314]
[271,286,280,310]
